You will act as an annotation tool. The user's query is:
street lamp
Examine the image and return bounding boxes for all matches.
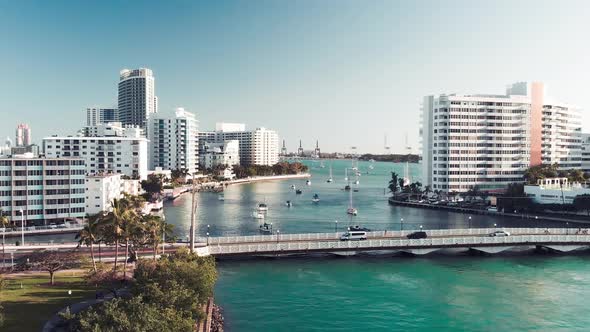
[419,225,423,231]
[276,230,280,243]
[334,220,338,233]
[468,216,472,229]
[206,232,210,246]
[18,209,24,246]
[494,223,497,228]
[400,218,404,231]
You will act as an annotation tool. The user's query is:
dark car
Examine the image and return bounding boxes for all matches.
[406,231,427,239]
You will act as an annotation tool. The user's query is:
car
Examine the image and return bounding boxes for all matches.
[49,223,57,229]
[487,206,498,212]
[489,230,510,237]
[27,226,36,231]
[340,231,367,241]
[57,224,68,229]
[406,231,427,239]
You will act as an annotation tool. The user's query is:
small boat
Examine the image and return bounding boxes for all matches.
[368,165,374,170]
[290,184,296,190]
[306,180,311,186]
[286,200,292,207]
[347,185,357,216]
[347,208,358,216]
[218,194,225,201]
[312,194,320,203]
[344,185,351,191]
[319,161,325,168]
[327,165,333,183]
[348,225,370,232]
[354,180,360,185]
[257,203,268,212]
[327,178,333,183]
[296,189,303,195]
[252,211,265,219]
[259,222,273,234]
[369,159,375,163]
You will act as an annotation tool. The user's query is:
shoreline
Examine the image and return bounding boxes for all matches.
[223,173,311,186]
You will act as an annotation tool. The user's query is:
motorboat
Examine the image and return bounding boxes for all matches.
[290,184,296,190]
[327,165,333,183]
[306,180,311,186]
[218,194,225,201]
[286,200,292,207]
[346,208,358,216]
[312,194,320,203]
[296,189,303,195]
[259,222,273,234]
[347,185,357,216]
[348,225,370,232]
[257,203,268,212]
[344,185,351,191]
[252,211,265,219]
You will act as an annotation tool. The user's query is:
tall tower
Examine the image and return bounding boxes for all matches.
[118,68,157,129]
[297,140,304,156]
[281,139,287,156]
[16,124,31,146]
[314,140,321,158]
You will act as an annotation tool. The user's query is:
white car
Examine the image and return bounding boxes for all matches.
[49,223,58,229]
[489,230,510,237]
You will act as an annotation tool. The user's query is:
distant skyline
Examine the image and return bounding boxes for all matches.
[1,0,590,153]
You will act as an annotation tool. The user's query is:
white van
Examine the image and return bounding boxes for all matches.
[340,231,367,241]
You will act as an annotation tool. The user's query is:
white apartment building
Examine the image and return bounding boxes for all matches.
[84,173,141,215]
[148,108,199,174]
[421,82,582,192]
[199,123,279,166]
[43,123,149,180]
[86,107,118,126]
[200,140,240,170]
[0,155,86,225]
[580,133,590,173]
[118,68,157,129]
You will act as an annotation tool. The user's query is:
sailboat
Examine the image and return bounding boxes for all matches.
[347,184,358,216]
[319,161,325,168]
[344,168,351,190]
[327,164,333,183]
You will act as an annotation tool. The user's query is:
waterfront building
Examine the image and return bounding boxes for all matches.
[199,123,279,166]
[0,154,86,225]
[579,133,590,174]
[118,68,157,129]
[85,173,140,215]
[10,144,40,156]
[421,82,582,192]
[16,123,31,146]
[199,140,240,170]
[43,122,149,180]
[524,177,590,204]
[0,137,13,156]
[86,107,118,126]
[148,108,199,175]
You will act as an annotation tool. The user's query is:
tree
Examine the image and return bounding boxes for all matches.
[141,174,164,200]
[388,172,400,194]
[573,194,590,216]
[75,214,102,272]
[18,250,80,285]
[101,198,140,272]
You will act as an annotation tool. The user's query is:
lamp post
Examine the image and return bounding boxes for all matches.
[162,215,166,256]
[494,223,497,228]
[400,218,404,231]
[419,225,423,232]
[468,216,472,229]
[276,230,280,243]
[19,209,24,246]
[334,220,338,233]
[206,232,210,246]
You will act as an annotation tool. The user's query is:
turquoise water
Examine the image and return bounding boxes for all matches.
[163,160,567,239]
[216,256,590,331]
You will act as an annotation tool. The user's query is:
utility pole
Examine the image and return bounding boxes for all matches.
[189,173,197,252]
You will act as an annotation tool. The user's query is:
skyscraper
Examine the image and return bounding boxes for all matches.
[118,68,157,129]
[15,123,31,146]
[86,107,118,126]
[420,82,582,192]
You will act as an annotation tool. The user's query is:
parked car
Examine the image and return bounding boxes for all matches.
[57,224,68,229]
[406,231,427,239]
[49,223,57,229]
[488,230,510,237]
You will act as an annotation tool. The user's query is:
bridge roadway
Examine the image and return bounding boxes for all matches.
[194,227,590,257]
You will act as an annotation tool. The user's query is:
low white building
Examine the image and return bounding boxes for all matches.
[524,177,590,204]
[43,122,149,180]
[200,140,240,170]
[85,173,142,215]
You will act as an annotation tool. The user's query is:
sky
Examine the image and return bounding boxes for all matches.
[1,0,590,153]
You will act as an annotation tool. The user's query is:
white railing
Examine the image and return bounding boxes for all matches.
[206,233,590,255]
[199,227,585,245]
[1,224,84,235]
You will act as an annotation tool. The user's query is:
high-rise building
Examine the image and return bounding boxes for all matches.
[43,122,149,180]
[420,82,581,192]
[199,123,279,166]
[118,68,157,129]
[16,123,31,146]
[0,155,86,225]
[148,108,199,174]
[86,107,118,126]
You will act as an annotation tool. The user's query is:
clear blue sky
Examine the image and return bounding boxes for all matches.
[1,0,590,153]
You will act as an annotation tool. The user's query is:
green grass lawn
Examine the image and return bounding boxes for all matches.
[1,272,96,332]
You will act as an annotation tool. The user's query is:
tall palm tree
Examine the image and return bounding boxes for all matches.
[1,209,9,263]
[103,198,135,272]
[75,214,102,272]
[388,172,400,194]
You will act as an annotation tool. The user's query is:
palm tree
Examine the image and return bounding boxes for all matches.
[103,198,136,272]
[75,214,102,272]
[388,172,400,194]
[1,209,9,263]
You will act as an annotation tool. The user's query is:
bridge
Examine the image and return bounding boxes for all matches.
[194,227,590,257]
